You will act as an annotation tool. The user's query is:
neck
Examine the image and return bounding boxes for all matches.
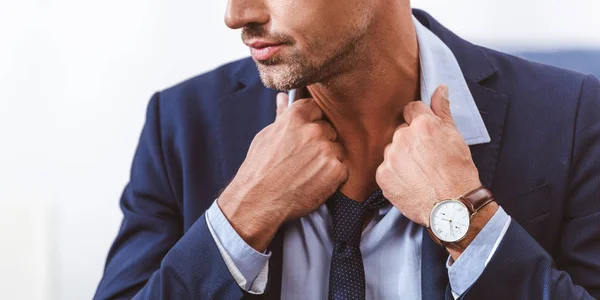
[308,9,419,143]
[306,8,420,200]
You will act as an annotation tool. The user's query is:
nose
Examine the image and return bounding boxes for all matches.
[225,0,269,29]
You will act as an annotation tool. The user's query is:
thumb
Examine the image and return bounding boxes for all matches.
[430,85,454,125]
[276,92,289,118]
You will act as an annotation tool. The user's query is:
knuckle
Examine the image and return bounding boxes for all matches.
[289,106,304,119]
[294,98,313,106]
[335,162,348,181]
[413,115,428,125]
[413,115,435,128]
[410,115,426,127]
[404,101,418,111]
[413,101,427,110]
[332,159,343,171]
[392,128,405,142]
[322,124,336,139]
[386,149,399,167]
[332,142,343,155]
[316,140,333,154]
[375,164,387,182]
[383,143,393,160]
[303,98,319,109]
[305,123,324,138]
[325,157,340,173]
[295,99,317,114]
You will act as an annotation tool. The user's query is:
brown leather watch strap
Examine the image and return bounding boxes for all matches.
[458,186,495,216]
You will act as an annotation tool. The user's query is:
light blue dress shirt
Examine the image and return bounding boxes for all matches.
[205,16,512,299]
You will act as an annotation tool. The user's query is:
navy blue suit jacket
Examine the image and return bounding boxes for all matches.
[95,10,600,299]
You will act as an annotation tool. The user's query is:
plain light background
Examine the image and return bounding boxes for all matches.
[1,1,599,299]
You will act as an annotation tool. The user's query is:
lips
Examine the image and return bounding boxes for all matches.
[245,40,285,61]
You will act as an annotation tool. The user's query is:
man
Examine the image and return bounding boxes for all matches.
[94,0,600,299]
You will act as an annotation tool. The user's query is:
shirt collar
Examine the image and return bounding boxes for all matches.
[413,16,490,145]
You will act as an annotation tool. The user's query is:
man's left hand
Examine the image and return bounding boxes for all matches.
[375,85,482,228]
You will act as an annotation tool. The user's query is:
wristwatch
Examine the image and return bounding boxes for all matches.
[427,186,495,248]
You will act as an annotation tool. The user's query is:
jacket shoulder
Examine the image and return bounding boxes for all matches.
[478,46,588,96]
[161,57,255,102]
[149,57,256,129]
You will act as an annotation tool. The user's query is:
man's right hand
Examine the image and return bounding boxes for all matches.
[218,93,348,251]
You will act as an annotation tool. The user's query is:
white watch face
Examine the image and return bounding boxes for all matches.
[430,200,471,242]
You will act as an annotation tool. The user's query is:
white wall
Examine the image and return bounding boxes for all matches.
[0,1,598,299]
[414,0,600,49]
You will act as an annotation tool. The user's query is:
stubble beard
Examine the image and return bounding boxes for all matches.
[255,29,369,92]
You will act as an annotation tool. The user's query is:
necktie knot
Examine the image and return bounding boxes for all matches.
[327,189,389,246]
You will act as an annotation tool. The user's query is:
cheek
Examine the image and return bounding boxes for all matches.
[268,0,355,51]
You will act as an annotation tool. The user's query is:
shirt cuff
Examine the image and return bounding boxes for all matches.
[205,200,271,294]
[447,206,512,298]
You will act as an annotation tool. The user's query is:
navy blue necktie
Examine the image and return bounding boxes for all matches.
[326,189,389,300]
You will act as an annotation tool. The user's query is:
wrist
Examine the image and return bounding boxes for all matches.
[446,201,499,260]
[218,184,285,252]
[424,179,482,226]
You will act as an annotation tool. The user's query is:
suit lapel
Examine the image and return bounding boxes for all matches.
[467,82,508,188]
[217,78,278,184]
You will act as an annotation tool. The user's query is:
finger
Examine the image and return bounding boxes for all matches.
[276,93,289,118]
[391,123,409,143]
[314,120,338,141]
[332,158,349,184]
[332,142,346,161]
[403,100,435,125]
[430,85,454,125]
[396,123,409,130]
[338,163,349,184]
[293,98,324,122]
[383,143,393,160]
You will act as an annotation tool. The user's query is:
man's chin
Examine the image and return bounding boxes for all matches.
[256,63,310,91]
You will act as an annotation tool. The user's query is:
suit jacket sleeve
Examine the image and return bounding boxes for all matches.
[447,74,600,299]
[94,93,243,300]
